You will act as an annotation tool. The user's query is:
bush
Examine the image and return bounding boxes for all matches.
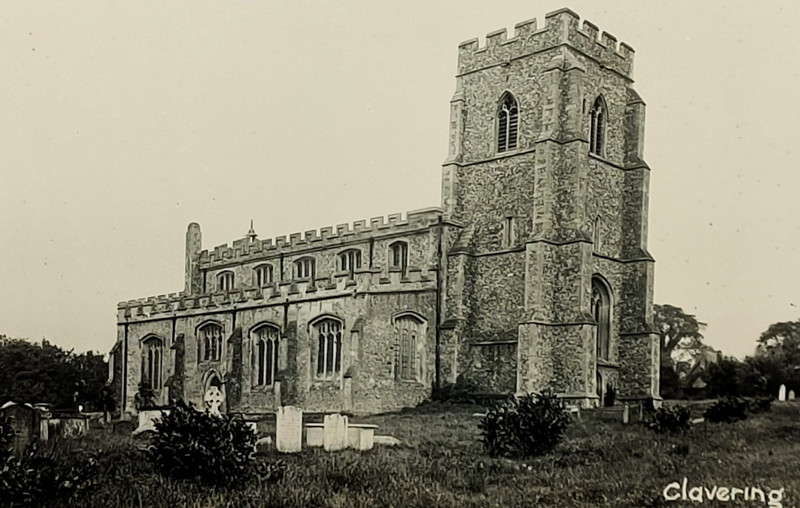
[747,396,773,414]
[704,396,749,423]
[147,400,257,485]
[0,415,100,505]
[479,391,571,458]
[432,377,480,404]
[646,405,692,434]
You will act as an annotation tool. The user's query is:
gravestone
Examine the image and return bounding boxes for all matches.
[790,390,796,401]
[779,384,787,402]
[323,413,348,451]
[1,403,43,456]
[622,404,630,424]
[275,406,303,453]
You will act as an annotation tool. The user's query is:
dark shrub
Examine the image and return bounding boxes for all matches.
[147,400,257,485]
[747,396,773,414]
[479,391,571,458]
[704,396,748,423]
[432,377,480,403]
[646,405,691,434]
[0,415,99,505]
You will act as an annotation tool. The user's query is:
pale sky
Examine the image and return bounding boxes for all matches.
[1,1,799,359]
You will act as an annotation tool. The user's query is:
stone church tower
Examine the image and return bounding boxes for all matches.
[110,9,659,417]
[439,8,659,406]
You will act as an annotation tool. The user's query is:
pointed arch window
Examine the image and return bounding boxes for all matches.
[254,264,274,287]
[141,336,163,389]
[394,315,425,382]
[313,317,342,379]
[589,96,606,156]
[252,324,279,387]
[217,271,235,291]
[497,94,519,153]
[592,277,612,361]
[199,323,224,362]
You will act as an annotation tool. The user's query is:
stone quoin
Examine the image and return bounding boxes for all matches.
[108,8,659,417]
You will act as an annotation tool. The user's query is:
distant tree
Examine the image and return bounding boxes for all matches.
[0,336,108,411]
[654,304,706,361]
[757,320,800,363]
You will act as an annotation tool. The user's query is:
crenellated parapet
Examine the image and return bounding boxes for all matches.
[116,264,439,322]
[198,207,443,268]
[457,8,634,78]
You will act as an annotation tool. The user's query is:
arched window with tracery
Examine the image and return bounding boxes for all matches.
[252,324,279,387]
[313,317,342,379]
[199,322,224,362]
[497,93,519,153]
[394,314,425,382]
[141,336,163,389]
[589,96,607,156]
[592,277,612,361]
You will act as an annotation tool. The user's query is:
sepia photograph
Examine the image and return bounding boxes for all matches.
[1,1,799,506]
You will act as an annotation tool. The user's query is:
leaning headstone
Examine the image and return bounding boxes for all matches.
[790,390,796,401]
[276,406,303,453]
[779,384,787,402]
[323,413,348,452]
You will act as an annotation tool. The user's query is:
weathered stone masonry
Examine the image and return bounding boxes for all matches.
[111,8,659,416]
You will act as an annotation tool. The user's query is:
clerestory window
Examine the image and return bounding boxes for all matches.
[339,249,362,277]
[294,257,316,280]
[218,271,235,291]
[389,241,409,276]
[254,264,274,287]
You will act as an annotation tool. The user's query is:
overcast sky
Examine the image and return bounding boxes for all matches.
[1,1,799,359]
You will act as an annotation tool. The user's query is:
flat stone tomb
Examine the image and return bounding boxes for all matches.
[347,423,378,451]
[276,406,303,453]
[132,408,169,436]
[306,416,378,451]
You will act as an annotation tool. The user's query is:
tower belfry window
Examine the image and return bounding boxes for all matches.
[590,96,606,156]
[497,94,518,153]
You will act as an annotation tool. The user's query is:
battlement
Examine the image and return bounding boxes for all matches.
[457,8,634,78]
[198,207,443,268]
[117,264,439,321]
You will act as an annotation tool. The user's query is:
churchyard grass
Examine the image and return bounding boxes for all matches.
[36,401,800,507]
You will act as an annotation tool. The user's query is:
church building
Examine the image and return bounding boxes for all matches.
[109,8,660,417]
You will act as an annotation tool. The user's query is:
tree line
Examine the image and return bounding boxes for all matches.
[0,335,112,412]
[656,305,800,399]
